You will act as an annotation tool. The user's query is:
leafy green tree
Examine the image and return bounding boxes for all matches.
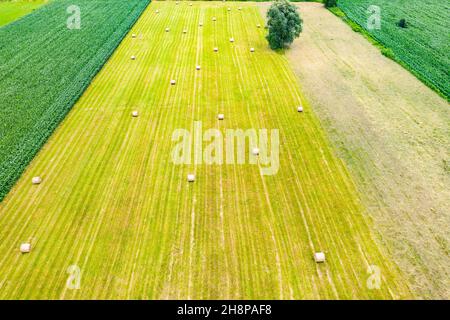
[266,0,303,50]
[324,0,337,8]
[398,18,408,28]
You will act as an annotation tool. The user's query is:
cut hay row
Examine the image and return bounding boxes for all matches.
[0,2,411,299]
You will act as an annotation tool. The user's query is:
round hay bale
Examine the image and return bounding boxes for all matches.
[156,10,160,14]
[170,79,176,85]
[196,65,201,70]
[238,7,242,11]
[314,252,326,263]
[257,24,261,28]
[250,48,255,52]
[189,3,192,6]
[212,17,217,21]
[32,176,42,185]
[132,111,139,117]
[199,22,203,27]
[229,38,234,43]
[187,174,195,182]
[165,28,170,32]
[132,33,137,38]
[176,1,179,4]
[213,47,218,52]
[252,148,260,156]
[227,7,231,11]
[20,243,31,253]
[183,29,187,34]
[218,114,224,120]
[297,106,303,113]
[131,55,136,60]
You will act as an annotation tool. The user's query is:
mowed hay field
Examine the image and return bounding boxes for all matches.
[0,2,411,299]
[0,0,48,27]
[280,3,449,299]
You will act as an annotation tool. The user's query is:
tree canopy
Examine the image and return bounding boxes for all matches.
[266,0,303,50]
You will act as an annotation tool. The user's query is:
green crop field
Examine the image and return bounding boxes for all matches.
[0,0,48,27]
[0,2,411,299]
[337,0,450,99]
[0,0,151,202]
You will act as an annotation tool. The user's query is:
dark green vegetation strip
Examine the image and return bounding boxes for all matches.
[0,0,151,201]
[180,0,317,1]
[336,0,450,100]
